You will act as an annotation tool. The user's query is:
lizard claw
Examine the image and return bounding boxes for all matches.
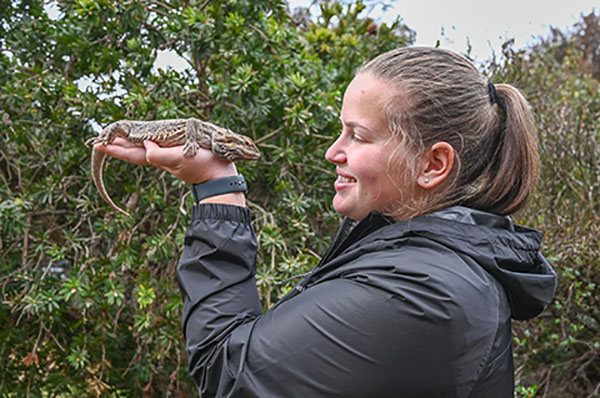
[85,137,102,148]
[224,152,237,162]
[183,141,199,157]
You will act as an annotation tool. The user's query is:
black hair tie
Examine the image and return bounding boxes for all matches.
[488,82,498,105]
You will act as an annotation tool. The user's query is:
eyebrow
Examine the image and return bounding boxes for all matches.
[339,118,372,132]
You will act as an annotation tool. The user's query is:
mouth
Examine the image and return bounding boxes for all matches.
[337,175,357,183]
[334,171,357,191]
[336,168,357,182]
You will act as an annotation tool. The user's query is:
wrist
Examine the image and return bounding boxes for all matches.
[199,192,246,207]
[185,161,238,185]
[192,174,248,205]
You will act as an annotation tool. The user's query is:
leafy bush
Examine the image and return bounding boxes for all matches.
[486,19,600,396]
[0,0,412,395]
[2,0,598,396]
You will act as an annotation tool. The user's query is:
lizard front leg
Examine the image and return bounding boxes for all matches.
[182,118,210,157]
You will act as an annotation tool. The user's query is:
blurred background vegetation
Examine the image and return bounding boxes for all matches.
[0,0,598,396]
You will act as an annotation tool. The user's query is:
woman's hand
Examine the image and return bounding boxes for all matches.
[93,138,245,206]
[92,137,150,166]
[92,137,238,184]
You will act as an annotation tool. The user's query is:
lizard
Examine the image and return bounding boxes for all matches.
[85,118,261,217]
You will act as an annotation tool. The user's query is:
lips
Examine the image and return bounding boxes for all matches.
[334,171,357,191]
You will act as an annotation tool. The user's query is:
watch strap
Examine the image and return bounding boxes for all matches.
[192,174,247,203]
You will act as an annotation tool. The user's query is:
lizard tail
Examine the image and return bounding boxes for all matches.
[91,149,132,217]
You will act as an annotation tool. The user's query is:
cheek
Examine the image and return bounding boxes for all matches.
[353,153,391,196]
[354,165,383,189]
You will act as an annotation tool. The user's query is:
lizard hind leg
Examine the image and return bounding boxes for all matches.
[84,136,99,147]
[87,121,130,148]
[103,121,132,144]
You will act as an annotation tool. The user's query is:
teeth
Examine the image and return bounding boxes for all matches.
[338,175,356,183]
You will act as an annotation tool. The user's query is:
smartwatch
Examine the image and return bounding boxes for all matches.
[191,174,247,203]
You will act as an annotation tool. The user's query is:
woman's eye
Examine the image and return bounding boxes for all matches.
[351,133,366,142]
[339,126,368,143]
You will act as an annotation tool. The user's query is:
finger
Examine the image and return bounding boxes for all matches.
[111,137,141,148]
[93,142,149,165]
[93,137,140,149]
[143,140,236,183]
[144,140,185,168]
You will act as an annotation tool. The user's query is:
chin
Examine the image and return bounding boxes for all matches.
[333,203,362,221]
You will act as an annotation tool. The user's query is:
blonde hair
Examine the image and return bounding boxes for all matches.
[360,47,539,217]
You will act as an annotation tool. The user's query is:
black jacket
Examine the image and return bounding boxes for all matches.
[177,204,557,398]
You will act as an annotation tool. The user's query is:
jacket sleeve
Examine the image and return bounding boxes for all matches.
[177,204,464,398]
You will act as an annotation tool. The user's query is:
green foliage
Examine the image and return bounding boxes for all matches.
[0,0,412,395]
[516,384,539,398]
[2,0,597,395]
[531,11,600,80]
[484,21,600,396]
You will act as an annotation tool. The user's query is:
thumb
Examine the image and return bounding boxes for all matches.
[143,140,159,152]
[143,140,160,165]
[143,140,181,168]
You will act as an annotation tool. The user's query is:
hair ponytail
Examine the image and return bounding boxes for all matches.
[460,84,540,215]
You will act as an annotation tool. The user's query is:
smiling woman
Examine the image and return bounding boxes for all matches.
[325,72,404,221]
[99,46,557,397]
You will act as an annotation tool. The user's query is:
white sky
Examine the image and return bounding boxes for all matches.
[290,0,598,63]
[44,1,597,70]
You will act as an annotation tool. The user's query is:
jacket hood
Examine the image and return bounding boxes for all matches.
[405,206,557,320]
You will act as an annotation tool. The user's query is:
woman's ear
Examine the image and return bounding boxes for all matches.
[417,142,454,189]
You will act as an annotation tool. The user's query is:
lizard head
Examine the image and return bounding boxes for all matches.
[213,132,261,161]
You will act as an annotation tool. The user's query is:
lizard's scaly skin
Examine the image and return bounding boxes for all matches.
[85,118,260,216]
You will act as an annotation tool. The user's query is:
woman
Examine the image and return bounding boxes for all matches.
[96,47,557,397]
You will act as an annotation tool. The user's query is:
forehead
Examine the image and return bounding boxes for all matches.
[341,73,394,132]
[343,73,400,113]
[344,72,390,99]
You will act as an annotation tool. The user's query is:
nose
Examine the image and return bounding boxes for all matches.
[325,135,346,165]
